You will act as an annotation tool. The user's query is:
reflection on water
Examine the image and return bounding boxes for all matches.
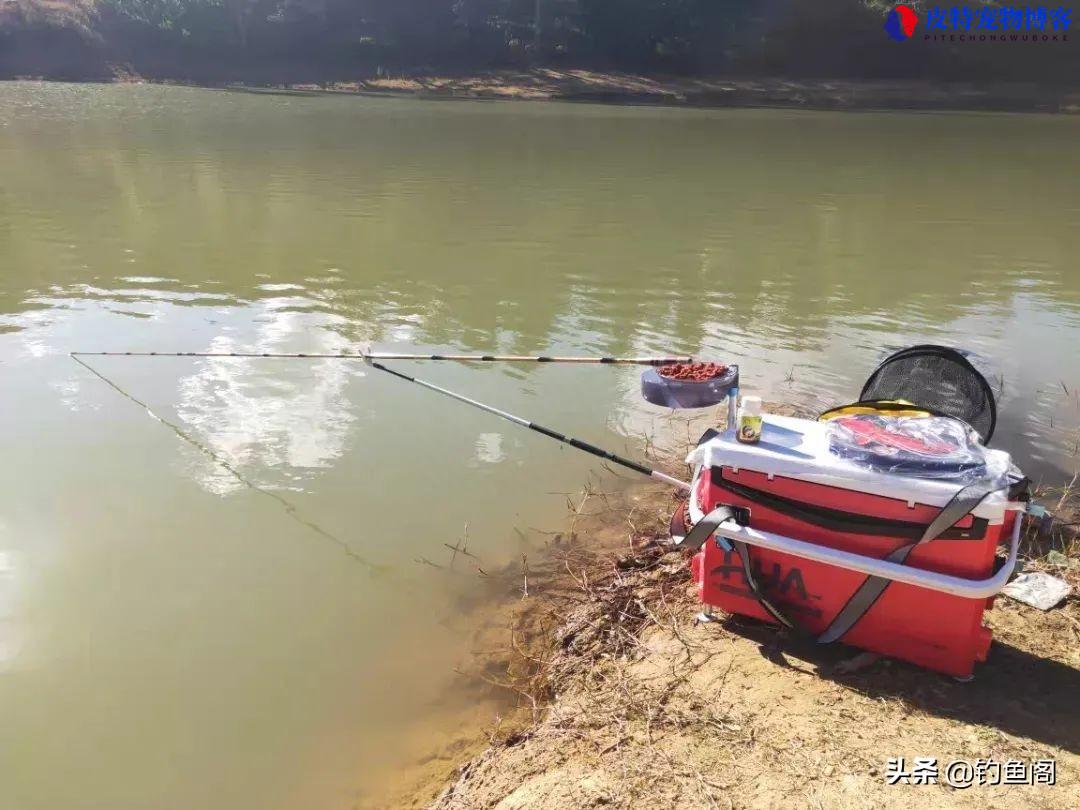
[175,309,361,495]
[1,82,1079,810]
[0,544,21,673]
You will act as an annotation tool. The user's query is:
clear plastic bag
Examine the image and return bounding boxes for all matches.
[827,414,1010,483]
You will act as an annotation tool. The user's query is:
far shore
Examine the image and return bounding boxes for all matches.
[5,69,1080,114]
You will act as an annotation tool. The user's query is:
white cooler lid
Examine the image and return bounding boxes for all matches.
[686,414,1012,521]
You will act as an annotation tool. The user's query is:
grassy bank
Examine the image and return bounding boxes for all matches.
[414,412,1079,809]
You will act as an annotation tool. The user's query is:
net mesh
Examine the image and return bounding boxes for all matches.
[858,345,997,443]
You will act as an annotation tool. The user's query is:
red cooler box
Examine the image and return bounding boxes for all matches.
[682,415,1024,678]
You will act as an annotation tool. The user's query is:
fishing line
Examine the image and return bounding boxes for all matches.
[70,354,387,575]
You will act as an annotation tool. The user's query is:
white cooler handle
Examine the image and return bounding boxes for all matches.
[710,512,1022,599]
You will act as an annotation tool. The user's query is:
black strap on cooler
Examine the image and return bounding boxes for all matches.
[819,474,1029,643]
[672,503,734,552]
[729,536,798,630]
[671,503,796,630]
[815,482,994,643]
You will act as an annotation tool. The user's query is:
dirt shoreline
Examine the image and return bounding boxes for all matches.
[6,70,1080,114]
[409,413,1079,809]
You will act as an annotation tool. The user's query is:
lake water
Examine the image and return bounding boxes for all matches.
[1,82,1078,809]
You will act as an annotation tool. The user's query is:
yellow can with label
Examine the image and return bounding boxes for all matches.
[737,396,762,444]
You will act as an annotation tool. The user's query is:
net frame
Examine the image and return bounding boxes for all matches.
[858,345,997,444]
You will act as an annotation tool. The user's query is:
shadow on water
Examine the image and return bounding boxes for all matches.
[726,617,1080,754]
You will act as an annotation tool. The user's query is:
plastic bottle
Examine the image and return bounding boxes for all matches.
[737,395,762,444]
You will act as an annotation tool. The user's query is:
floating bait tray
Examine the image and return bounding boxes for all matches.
[641,363,739,409]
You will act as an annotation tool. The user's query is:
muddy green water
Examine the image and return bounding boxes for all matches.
[1,82,1078,809]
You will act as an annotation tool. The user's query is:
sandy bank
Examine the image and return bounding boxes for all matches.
[332,71,1080,114]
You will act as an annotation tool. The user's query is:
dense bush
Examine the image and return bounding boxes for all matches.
[2,0,1077,81]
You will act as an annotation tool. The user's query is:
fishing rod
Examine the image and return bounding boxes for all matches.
[363,352,693,365]
[362,357,691,492]
[70,350,693,491]
[70,351,694,366]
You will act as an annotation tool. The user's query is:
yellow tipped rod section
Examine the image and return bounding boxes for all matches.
[70,351,693,365]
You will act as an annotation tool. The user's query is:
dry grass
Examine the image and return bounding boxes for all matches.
[1018,474,1080,599]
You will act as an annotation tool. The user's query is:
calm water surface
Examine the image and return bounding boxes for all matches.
[1,82,1078,809]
